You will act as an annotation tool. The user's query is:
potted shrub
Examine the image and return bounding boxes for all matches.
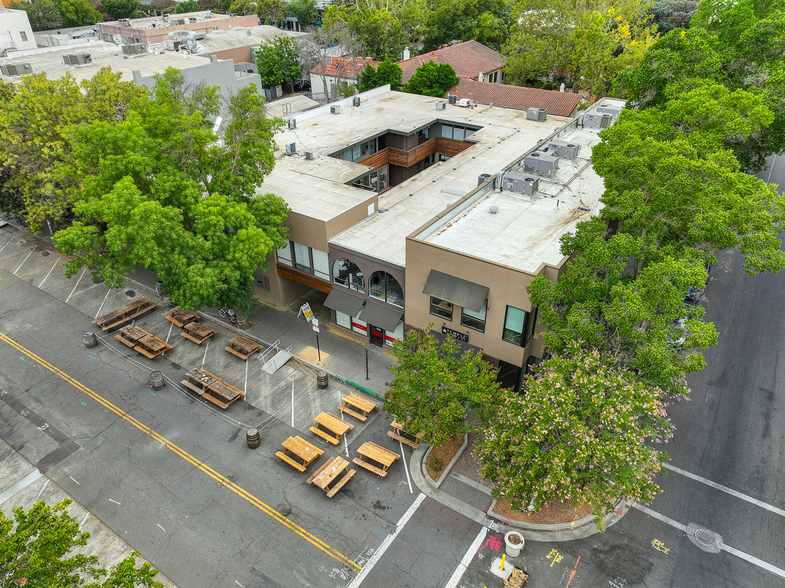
[504,531,525,557]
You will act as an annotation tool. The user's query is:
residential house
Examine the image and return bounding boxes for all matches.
[0,8,36,54]
[310,55,377,102]
[445,79,583,117]
[398,40,504,85]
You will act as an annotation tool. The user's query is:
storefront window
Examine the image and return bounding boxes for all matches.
[332,258,364,293]
[369,271,403,307]
[384,321,404,345]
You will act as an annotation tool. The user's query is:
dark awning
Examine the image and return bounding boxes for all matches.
[358,300,403,332]
[422,270,489,312]
[324,288,365,317]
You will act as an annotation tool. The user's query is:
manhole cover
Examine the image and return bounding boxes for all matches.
[170,362,182,370]
[694,528,714,545]
[41,250,50,257]
[125,290,135,297]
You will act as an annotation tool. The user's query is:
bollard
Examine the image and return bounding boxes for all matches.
[500,554,506,570]
[316,371,328,389]
[83,332,97,348]
[246,428,260,449]
[149,371,165,390]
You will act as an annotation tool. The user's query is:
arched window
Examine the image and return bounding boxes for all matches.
[369,271,403,308]
[332,258,364,293]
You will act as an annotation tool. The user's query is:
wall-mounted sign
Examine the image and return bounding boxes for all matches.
[442,325,468,343]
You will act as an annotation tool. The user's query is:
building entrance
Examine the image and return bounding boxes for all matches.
[369,325,384,347]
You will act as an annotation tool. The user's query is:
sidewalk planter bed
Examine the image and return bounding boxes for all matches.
[504,531,525,557]
[423,434,468,487]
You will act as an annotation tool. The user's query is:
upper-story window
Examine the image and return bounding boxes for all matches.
[461,299,487,333]
[369,270,403,307]
[277,241,329,280]
[333,258,364,293]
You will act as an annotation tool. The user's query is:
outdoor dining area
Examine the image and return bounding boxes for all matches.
[181,368,245,409]
[93,297,156,332]
[114,325,172,360]
[307,457,356,499]
[225,335,262,361]
[310,412,354,445]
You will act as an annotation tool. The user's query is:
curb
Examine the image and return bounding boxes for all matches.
[422,434,468,489]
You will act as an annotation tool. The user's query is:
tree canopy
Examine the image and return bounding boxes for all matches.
[1,498,162,587]
[174,0,198,12]
[8,0,103,30]
[357,58,403,92]
[384,327,502,447]
[254,36,301,89]
[422,0,512,51]
[402,61,459,97]
[322,1,415,61]
[101,0,138,20]
[288,0,318,27]
[48,68,288,313]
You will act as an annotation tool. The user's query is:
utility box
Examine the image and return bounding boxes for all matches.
[523,152,559,177]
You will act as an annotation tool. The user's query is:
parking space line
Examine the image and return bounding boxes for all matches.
[444,527,487,588]
[65,267,87,303]
[0,236,13,254]
[346,493,426,588]
[633,503,785,578]
[202,342,209,366]
[166,322,173,344]
[95,289,112,319]
[665,463,785,518]
[13,246,36,275]
[0,332,362,573]
[398,440,413,494]
[39,259,60,288]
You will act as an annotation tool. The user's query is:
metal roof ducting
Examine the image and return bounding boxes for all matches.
[523,152,559,178]
[324,288,365,317]
[0,63,33,77]
[526,107,547,122]
[357,300,403,332]
[422,270,489,313]
[503,171,539,195]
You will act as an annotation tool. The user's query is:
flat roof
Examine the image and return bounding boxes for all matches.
[194,26,306,54]
[0,42,217,84]
[263,89,573,263]
[419,127,605,273]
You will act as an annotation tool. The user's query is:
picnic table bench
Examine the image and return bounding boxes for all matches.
[387,420,426,450]
[275,436,323,473]
[114,325,172,360]
[93,297,156,331]
[310,412,354,445]
[180,321,217,346]
[353,441,400,478]
[165,306,199,328]
[307,456,356,498]
[225,335,262,361]
[181,368,244,409]
[338,392,377,422]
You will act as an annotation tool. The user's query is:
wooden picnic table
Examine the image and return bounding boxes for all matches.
[387,420,426,450]
[353,441,400,478]
[93,297,156,332]
[165,306,199,328]
[310,412,355,445]
[181,368,244,409]
[180,321,216,346]
[225,335,262,361]
[275,436,323,473]
[307,456,356,498]
[338,392,377,422]
[115,326,172,361]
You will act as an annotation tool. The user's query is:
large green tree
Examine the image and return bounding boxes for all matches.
[254,36,301,89]
[1,498,162,587]
[52,69,289,313]
[422,0,512,51]
[8,0,63,31]
[102,0,138,19]
[60,0,103,26]
[476,345,675,524]
[385,327,502,447]
[402,61,459,97]
[256,0,286,24]
[357,58,403,92]
[0,68,147,232]
[288,0,317,27]
[504,0,657,99]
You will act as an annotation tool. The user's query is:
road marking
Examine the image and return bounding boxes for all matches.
[109,498,121,505]
[633,503,785,577]
[398,439,413,494]
[346,493,426,587]
[13,246,36,275]
[80,512,90,529]
[201,341,209,367]
[0,332,362,573]
[69,475,80,485]
[38,259,59,289]
[291,380,295,428]
[166,322,173,344]
[665,463,785,518]
[444,526,487,588]
[0,236,14,254]
[35,479,50,502]
[65,267,86,304]
[95,289,111,319]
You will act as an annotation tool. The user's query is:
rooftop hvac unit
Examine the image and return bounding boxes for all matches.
[173,19,186,25]
[435,100,447,111]
[188,17,197,23]
[447,94,457,105]
[584,113,613,129]
[547,140,580,160]
[457,98,471,107]
[596,103,622,118]
[477,173,492,186]
[0,63,33,76]
[121,43,147,57]
[63,53,92,65]
[352,96,361,107]
[287,118,296,129]
[285,142,296,154]
[523,152,559,178]
[526,107,547,122]
[118,19,131,27]
[304,151,314,160]
[503,171,539,195]
[330,104,341,114]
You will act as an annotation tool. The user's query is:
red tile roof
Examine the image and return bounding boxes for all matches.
[445,79,583,117]
[398,41,503,84]
[310,56,379,80]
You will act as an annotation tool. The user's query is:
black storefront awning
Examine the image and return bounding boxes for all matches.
[422,270,489,312]
[358,300,403,332]
[324,288,365,317]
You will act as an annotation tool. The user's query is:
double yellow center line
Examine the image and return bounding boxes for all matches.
[0,332,361,573]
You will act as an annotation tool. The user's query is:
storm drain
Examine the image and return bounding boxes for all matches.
[687,522,723,553]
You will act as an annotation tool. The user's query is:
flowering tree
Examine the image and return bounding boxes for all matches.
[385,327,502,447]
[475,344,678,525]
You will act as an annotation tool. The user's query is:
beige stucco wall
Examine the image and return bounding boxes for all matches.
[0,10,36,52]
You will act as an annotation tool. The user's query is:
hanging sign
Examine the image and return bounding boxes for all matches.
[442,325,468,343]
